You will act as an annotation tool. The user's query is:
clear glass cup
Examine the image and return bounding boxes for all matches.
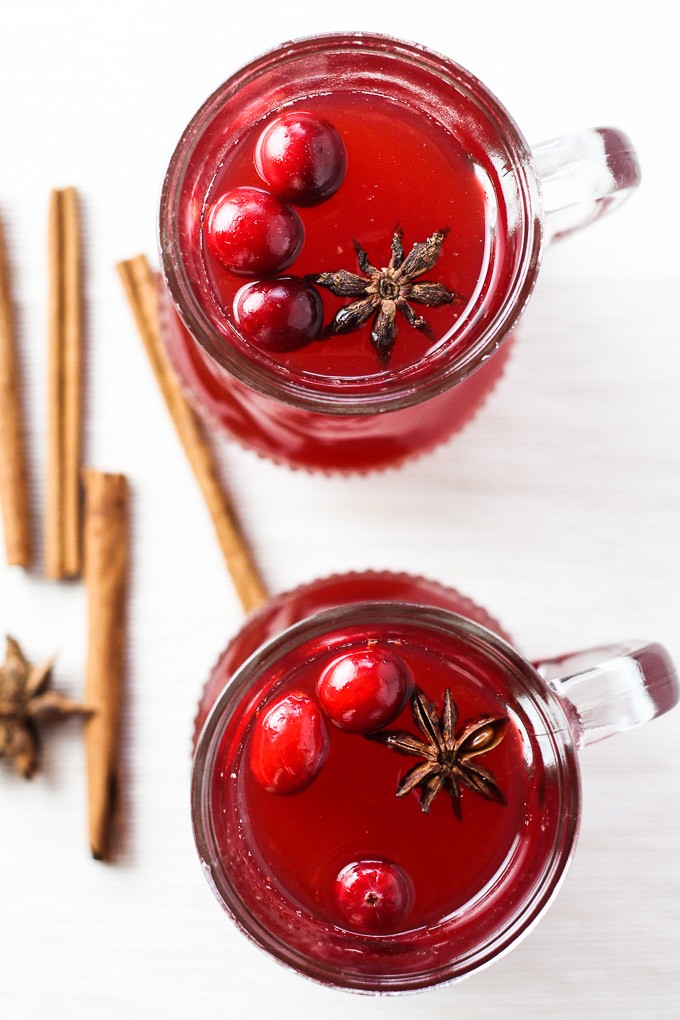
[160,33,640,473]
[191,572,678,992]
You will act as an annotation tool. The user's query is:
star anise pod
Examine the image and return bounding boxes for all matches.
[369,686,508,818]
[310,226,463,365]
[0,636,89,779]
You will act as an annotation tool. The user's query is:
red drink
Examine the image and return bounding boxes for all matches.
[192,573,677,990]
[191,574,579,991]
[162,36,641,471]
[161,35,539,472]
[214,623,553,934]
[201,92,493,379]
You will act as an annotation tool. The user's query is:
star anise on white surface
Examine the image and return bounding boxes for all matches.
[369,686,508,818]
[0,636,89,779]
[311,226,463,364]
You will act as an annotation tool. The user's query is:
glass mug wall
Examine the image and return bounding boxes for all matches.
[191,572,678,993]
[160,33,640,472]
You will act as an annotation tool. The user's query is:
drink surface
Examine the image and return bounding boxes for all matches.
[199,90,496,381]
[210,620,550,935]
[163,37,535,470]
[193,575,575,987]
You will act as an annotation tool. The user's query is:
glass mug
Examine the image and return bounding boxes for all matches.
[191,572,678,993]
[159,33,641,473]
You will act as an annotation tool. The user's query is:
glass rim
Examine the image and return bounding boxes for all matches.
[191,600,580,992]
[159,31,545,416]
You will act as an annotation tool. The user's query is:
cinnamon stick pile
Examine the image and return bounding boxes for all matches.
[0,191,130,863]
[1,194,267,864]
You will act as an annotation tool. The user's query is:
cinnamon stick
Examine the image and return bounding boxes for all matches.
[83,469,129,862]
[46,187,82,579]
[0,213,32,566]
[116,255,268,614]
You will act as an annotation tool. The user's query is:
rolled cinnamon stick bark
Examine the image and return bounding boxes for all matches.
[60,188,83,576]
[83,469,129,862]
[0,213,32,567]
[46,187,82,579]
[117,255,267,614]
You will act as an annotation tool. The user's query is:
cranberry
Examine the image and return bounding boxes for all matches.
[234,278,322,353]
[250,691,329,795]
[255,112,347,206]
[317,647,412,733]
[334,859,414,934]
[205,186,303,275]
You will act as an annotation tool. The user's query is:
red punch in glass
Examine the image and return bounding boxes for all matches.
[159,34,640,472]
[191,572,678,992]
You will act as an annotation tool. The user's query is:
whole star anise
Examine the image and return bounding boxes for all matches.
[310,226,463,364]
[0,636,89,779]
[369,686,508,818]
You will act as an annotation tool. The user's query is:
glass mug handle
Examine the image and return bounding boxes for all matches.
[532,127,641,242]
[535,642,678,747]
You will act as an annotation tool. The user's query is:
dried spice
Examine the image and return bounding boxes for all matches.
[83,470,129,861]
[0,635,88,778]
[311,226,463,364]
[369,686,508,817]
[118,256,267,614]
[46,187,83,580]
[0,214,33,567]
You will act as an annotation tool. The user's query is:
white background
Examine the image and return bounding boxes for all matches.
[1,1,679,1016]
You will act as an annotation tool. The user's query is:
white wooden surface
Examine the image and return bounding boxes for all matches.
[1,1,679,1016]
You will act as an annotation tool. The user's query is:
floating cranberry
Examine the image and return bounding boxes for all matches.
[205,186,303,275]
[317,647,412,733]
[334,859,414,934]
[234,278,322,353]
[255,112,347,206]
[250,691,329,795]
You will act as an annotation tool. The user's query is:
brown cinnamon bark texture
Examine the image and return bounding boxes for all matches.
[117,255,267,614]
[0,213,32,566]
[46,187,82,578]
[83,469,129,862]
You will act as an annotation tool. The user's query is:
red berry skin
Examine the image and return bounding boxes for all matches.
[255,112,347,206]
[233,278,322,353]
[317,647,413,733]
[205,186,303,275]
[334,859,414,934]
[250,691,329,795]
